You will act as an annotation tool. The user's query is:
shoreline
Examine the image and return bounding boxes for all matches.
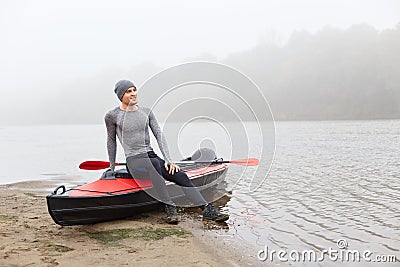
[0,180,259,267]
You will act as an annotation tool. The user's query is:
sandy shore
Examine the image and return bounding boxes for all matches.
[0,181,254,267]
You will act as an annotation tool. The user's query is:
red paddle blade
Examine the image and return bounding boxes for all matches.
[79,161,119,170]
[230,158,259,166]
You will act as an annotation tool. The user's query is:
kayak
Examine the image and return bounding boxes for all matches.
[46,160,228,226]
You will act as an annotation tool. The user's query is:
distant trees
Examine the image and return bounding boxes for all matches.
[12,24,398,125]
[224,23,400,120]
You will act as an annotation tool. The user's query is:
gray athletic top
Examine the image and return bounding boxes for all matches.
[104,106,172,170]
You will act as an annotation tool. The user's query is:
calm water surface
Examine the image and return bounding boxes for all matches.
[225,120,399,266]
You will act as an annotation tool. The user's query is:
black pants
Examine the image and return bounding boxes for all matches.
[126,151,207,206]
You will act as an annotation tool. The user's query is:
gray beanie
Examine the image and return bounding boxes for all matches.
[114,80,135,100]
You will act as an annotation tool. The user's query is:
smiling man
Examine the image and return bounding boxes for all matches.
[104,79,228,224]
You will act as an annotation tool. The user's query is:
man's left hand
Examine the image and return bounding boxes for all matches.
[164,163,180,175]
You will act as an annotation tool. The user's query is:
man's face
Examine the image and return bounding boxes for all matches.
[122,87,138,106]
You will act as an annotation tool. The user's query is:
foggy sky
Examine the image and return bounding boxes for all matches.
[1,0,399,125]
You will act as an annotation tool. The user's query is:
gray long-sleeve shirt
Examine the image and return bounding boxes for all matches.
[104,106,172,170]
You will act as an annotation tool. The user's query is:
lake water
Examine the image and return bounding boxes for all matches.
[0,120,399,265]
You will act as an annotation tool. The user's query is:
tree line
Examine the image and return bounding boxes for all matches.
[223,23,400,120]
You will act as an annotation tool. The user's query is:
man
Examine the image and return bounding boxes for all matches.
[105,79,228,224]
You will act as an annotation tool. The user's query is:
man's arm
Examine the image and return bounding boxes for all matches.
[148,110,172,164]
[105,112,117,171]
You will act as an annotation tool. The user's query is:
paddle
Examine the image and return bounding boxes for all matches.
[79,161,126,170]
[79,158,259,170]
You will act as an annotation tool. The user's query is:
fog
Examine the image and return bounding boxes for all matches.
[1,0,399,124]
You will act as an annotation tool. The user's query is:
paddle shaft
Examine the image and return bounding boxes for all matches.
[79,158,258,170]
[176,160,234,164]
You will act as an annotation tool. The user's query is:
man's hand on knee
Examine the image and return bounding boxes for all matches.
[164,163,180,175]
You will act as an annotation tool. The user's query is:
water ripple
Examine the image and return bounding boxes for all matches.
[225,120,400,260]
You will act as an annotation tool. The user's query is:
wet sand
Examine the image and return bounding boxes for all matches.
[0,181,254,267]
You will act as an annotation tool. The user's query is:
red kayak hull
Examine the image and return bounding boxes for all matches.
[46,163,228,226]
